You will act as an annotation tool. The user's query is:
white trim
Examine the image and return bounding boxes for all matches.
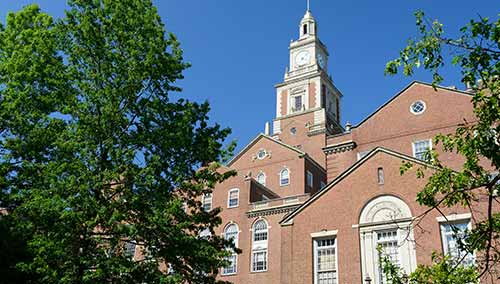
[409,100,427,115]
[279,168,290,186]
[227,188,240,208]
[256,171,266,186]
[221,253,238,275]
[251,249,268,273]
[280,147,438,225]
[412,139,432,160]
[202,193,212,212]
[439,218,475,266]
[310,229,338,238]
[436,213,471,223]
[313,237,339,284]
[256,148,267,160]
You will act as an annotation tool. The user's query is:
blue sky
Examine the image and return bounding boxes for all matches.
[1,0,499,154]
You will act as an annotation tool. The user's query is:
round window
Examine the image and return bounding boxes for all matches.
[410,100,426,115]
[290,127,297,135]
[257,149,267,160]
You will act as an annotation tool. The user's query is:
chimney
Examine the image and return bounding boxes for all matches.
[264,122,270,135]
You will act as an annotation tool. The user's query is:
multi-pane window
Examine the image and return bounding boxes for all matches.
[440,221,475,266]
[222,224,238,275]
[252,219,269,272]
[377,230,399,284]
[292,95,303,112]
[202,193,212,212]
[307,171,314,188]
[410,100,426,114]
[223,254,237,275]
[124,241,136,259]
[314,238,338,284]
[252,250,267,272]
[228,188,239,208]
[256,172,266,186]
[413,139,431,161]
[253,220,268,242]
[280,168,290,186]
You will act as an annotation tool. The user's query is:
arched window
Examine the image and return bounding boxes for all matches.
[224,223,239,247]
[222,223,239,275]
[252,219,268,272]
[303,24,308,35]
[280,168,290,186]
[358,195,416,284]
[256,172,266,186]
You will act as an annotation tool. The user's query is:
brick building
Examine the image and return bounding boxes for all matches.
[207,8,486,284]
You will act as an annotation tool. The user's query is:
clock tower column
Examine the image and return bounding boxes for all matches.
[272,8,343,167]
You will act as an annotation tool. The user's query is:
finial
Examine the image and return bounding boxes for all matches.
[307,0,310,11]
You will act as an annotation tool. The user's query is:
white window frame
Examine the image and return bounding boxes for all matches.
[410,100,426,115]
[256,171,266,186]
[280,168,290,186]
[251,249,268,272]
[412,139,432,161]
[202,193,212,212]
[438,216,475,266]
[313,235,339,284]
[222,254,238,275]
[376,229,400,284]
[257,149,267,160]
[307,170,314,188]
[251,219,269,273]
[222,223,239,275]
[227,188,239,208]
[359,196,417,284]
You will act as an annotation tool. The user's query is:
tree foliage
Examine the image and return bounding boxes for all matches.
[380,252,479,284]
[385,10,500,282]
[0,1,235,283]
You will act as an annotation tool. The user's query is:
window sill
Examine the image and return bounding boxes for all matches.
[250,270,268,274]
[221,272,237,276]
[227,205,239,209]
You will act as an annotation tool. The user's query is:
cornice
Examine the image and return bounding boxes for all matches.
[246,204,302,218]
[323,140,357,155]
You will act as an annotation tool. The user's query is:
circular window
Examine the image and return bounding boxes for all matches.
[410,100,426,115]
[290,127,297,135]
[257,149,267,160]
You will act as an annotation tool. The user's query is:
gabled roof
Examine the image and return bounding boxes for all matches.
[352,81,473,129]
[227,133,307,166]
[280,147,436,225]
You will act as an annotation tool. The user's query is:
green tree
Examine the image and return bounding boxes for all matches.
[384,10,500,282]
[0,1,235,283]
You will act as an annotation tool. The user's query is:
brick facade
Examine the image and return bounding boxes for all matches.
[206,9,496,284]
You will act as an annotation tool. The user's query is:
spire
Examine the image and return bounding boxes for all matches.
[299,1,316,39]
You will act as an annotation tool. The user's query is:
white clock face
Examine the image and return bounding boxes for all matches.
[295,50,310,66]
[317,53,325,69]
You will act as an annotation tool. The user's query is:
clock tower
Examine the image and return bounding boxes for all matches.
[272,8,343,167]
